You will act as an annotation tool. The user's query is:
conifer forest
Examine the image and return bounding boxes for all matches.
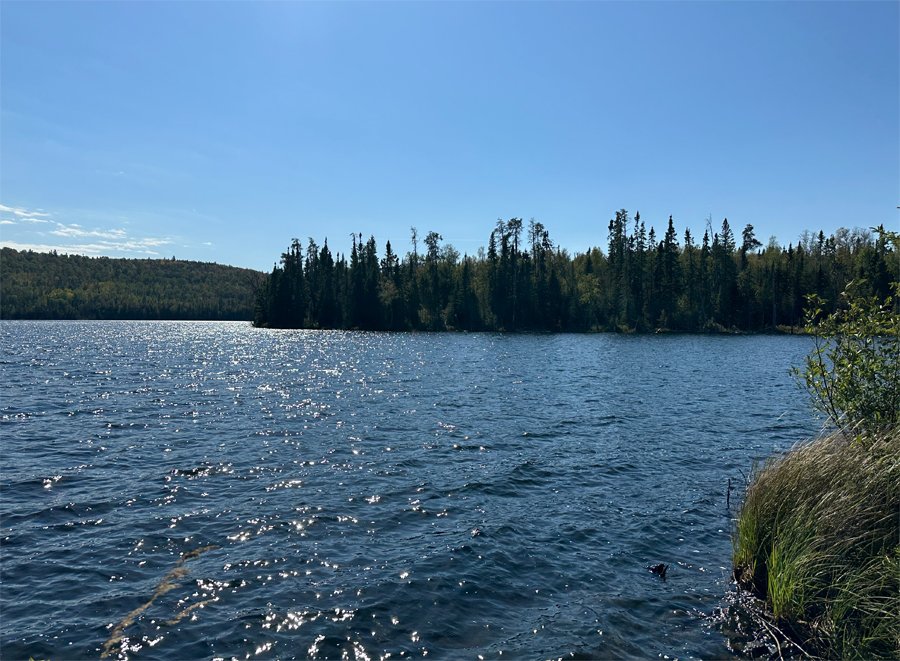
[253,213,898,333]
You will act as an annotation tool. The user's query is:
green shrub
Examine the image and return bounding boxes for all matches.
[792,279,899,438]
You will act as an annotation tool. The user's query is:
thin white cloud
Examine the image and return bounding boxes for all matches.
[130,237,171,248]
[203,242,213,246]
[1,205,173,257]
[50,223,128,239]
[79,236,172,252]
[1,238,170,256]
[0,204,51,222]
[1,240,104,255]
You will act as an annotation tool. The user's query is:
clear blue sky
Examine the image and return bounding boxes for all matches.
[2,1,897,272]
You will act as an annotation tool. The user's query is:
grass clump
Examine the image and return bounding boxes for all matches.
[733,428,899,659]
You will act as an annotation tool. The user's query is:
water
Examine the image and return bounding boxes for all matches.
[1,321,820,660]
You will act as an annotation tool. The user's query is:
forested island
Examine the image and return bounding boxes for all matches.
[254,213,898,332]
[0,248,264,320]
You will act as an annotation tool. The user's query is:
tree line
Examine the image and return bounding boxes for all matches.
[1,248,263,320]
[253,213,898,332]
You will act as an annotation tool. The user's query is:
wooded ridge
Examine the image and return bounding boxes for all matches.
[1,248,264,320]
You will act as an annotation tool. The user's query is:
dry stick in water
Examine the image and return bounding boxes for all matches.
[100,545,219,659]
[747,597,811,659]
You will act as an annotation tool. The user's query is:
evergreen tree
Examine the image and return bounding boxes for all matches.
[240,215,896,333]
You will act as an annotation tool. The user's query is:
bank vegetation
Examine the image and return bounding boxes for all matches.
[732,237,899,659]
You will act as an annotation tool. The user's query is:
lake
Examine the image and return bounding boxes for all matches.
[1,321,821,660]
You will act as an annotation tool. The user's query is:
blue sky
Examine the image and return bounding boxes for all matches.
[2,2,897,272]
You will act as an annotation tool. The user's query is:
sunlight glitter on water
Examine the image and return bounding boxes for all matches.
[1,321,820,659]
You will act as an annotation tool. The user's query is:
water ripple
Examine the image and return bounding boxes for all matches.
[1,321,820,659]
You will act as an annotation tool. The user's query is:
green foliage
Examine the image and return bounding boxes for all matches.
[1,248,263,320]
[791,227,900,436]
[793,281,900,435]
[733,429,900,659]
[255,216,898,334]
[735,234,900,656]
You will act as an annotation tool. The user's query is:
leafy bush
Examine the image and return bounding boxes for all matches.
[792,230,899,437]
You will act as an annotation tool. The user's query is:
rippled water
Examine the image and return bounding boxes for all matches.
[1,321,820,660]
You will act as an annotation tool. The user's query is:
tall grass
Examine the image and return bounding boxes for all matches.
[733,428,899,659]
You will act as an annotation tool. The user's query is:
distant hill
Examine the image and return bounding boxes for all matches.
[0,248,266,320]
